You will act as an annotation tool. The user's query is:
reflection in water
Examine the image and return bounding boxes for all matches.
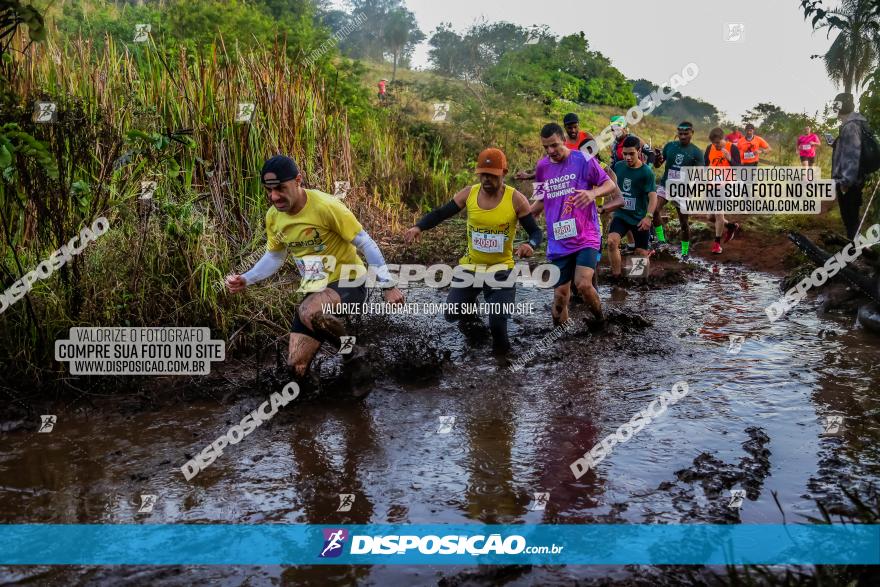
[3,265,880,584]
[287,402,377,525]
[283,402,378,585]
[462,398,524,522]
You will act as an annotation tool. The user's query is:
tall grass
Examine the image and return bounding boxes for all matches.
[0,30,438,379]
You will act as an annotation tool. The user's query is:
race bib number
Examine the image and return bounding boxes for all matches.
[552,218,577,240]
[623,196,636,210]
[471,231,505,253]
[800,144,810,150]
[668,169,681,180]
[745,151,755,159]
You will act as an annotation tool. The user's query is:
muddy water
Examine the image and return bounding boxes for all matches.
[2,260,880,585]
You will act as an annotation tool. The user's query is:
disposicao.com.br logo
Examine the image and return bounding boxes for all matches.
[317,529,562,558]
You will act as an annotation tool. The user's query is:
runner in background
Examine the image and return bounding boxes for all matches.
[609,116,655,168]
[653,121,703,260]
[515,115,597,180]
[797,125,821,168]
[736,123,771,166]
[704,128,742,253]
[608,115,655,252]
[725,126,744,144]
[563,113,595,152]
[404,148,542,353]
[608,136,656,280]
[377,79,387,102]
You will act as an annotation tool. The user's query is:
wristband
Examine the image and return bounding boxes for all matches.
[527,240,538,248]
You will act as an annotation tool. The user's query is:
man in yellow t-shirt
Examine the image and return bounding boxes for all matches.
[227,155,404,393]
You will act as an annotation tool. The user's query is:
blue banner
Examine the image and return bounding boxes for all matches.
[1,524,877,565]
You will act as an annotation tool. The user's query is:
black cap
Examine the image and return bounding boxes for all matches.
[834,92,855,115]
[261,155,299,186]
[563,113,579,125]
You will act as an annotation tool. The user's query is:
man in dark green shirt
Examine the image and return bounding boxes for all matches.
[609,135,657,280]
[653,121,703,260]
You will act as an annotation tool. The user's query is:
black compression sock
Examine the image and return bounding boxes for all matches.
[714,236,721,243]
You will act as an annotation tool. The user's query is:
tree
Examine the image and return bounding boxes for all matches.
[483,32,634,108]
[743,102,786,128]
[427,23,464,77]
[428,20,548,81]
[1,0,45,60]
[802,0,880,94]
[343,0,402,60]
[382,7,423,81]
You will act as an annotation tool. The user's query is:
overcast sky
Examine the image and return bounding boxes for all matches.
[345,0,846,123]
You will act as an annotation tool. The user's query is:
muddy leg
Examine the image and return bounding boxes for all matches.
[553,283,571,325]
[653,195,667,243]
[484,274,515,352]
[677,207,690,243]
[444,274,481,324]
[574,266,603,321]
[607,231,623,277]
[714,213,726,239]
[288,289,342,377]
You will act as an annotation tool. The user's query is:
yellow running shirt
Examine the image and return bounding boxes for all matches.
[265,189,364,287]
[459,183,518,272]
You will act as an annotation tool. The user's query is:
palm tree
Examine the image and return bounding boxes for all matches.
[806,0,880,94]
[382,8,423,82]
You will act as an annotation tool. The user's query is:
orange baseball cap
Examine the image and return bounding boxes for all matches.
[475,148,507,177]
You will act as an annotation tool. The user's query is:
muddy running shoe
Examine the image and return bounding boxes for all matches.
[711,241,722,254]
[585,309,607,332]
[722,222,741,243]
[343,346,373,399]
[311,313,346,348]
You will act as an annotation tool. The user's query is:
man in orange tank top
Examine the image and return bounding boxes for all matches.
[703,128,743,253]
[736,123,771,166]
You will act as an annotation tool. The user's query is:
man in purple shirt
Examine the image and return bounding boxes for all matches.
[530,123,621,326]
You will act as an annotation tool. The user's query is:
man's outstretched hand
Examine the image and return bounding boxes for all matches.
[226,274,247,293]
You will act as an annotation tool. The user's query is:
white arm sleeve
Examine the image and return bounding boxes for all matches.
[351,230,393,284]
[242,250,287,285]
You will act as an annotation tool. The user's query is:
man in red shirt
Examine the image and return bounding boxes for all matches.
[377,79,387,101]
[563,113,594,152]
[725,127,744,144]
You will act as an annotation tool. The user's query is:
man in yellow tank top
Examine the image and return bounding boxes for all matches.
[404,148,544,353]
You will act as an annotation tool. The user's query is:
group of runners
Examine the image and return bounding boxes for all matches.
[222,112,832,390]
